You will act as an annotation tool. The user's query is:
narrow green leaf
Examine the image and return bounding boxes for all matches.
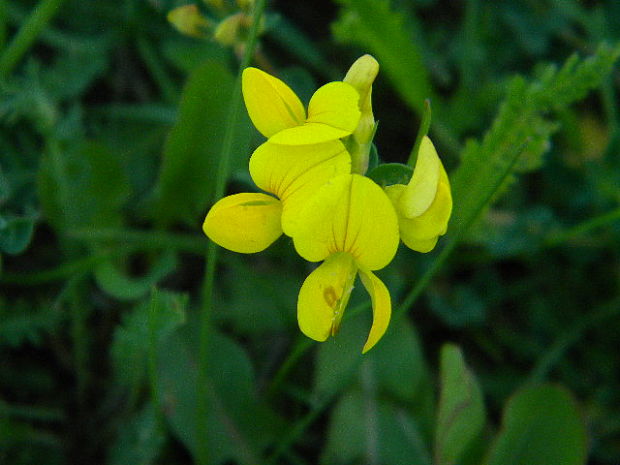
[332,0,431,112]
[152,60,251,226]
[435,344,485,465]
[158,330,283,465]
[485,385,587,465]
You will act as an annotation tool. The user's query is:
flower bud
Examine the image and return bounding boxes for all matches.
[214,12,245,46]
[343,54,380,174]
[168,5,211,38]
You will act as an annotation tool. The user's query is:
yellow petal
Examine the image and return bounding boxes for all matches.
[307,82,361,132]
[399,136,441,218]
[242,67,306,138]
[249,141,351,235]
[268,122,352,145]
[292,174,399,270]
[297,253,357,342]
[203,193,283,253]
[385,167,453,253]
[358,268,391,353]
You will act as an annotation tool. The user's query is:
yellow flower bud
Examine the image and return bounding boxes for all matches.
[343,54,380,174]
[214,12,245,46]
[167,5,211,39]
[344,54,379,114]
[236,0,254,11]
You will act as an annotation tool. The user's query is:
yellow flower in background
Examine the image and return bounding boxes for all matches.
[290,174,399,353]
[203,140,351,252]
[242,67,361,145]
[384,136,453,252]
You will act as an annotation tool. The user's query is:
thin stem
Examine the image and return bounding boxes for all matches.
[527,298,620,384]
[148,289,163,423]
[407,99,432,167]
[136,35,178,104]
[543,207,620,248]
[69,228,205,255]
[0,0,67,79]
[195,1,266,464]
[266,337,314,400]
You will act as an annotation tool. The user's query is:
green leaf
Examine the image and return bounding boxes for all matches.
[435,344,485,465]
[0,213,36,254]
[322,388,432,465]
[111,290,186,390]
[367,162,413,187]
[332,0,431,112]
[158,329,283,465]
[366,320,429,403]
[314,310,368,398]
[0,297,60,349]
[451,44,620,241]
[108,403,165,465]
[94,251,177,301]
[152,60,251,226]
[366,143,379,172]
[38,140,130,232]
[485,385,587,465]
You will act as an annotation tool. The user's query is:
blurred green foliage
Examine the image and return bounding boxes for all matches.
[1,0,619,464]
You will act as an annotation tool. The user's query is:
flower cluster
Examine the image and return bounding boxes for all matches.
[203,55,452,352]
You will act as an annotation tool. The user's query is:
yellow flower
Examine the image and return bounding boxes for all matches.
[203,140,351,252]
[384,136,453,252]
[289,174,400,353]
[242,67,361,145]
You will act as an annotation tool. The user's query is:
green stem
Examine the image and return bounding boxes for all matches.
[543,207,620,248]
[527,298,620,384]
[407,99,432,167]
[69,228,205,254]
[0,0,66,79]
[195,2,266,464]
[264,395,333,465]
[0,253,109,285]
[148,289,163,423]
[136,35,178,104]
[266,337,314,400]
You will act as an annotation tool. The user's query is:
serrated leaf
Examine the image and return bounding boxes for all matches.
[485,385,587,465]
[367,162,413,187]
[435,344,485,465]
[152,60,251,226]
[451,44,620,242]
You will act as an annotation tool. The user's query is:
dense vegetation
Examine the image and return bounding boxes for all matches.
[1,1,619,464]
